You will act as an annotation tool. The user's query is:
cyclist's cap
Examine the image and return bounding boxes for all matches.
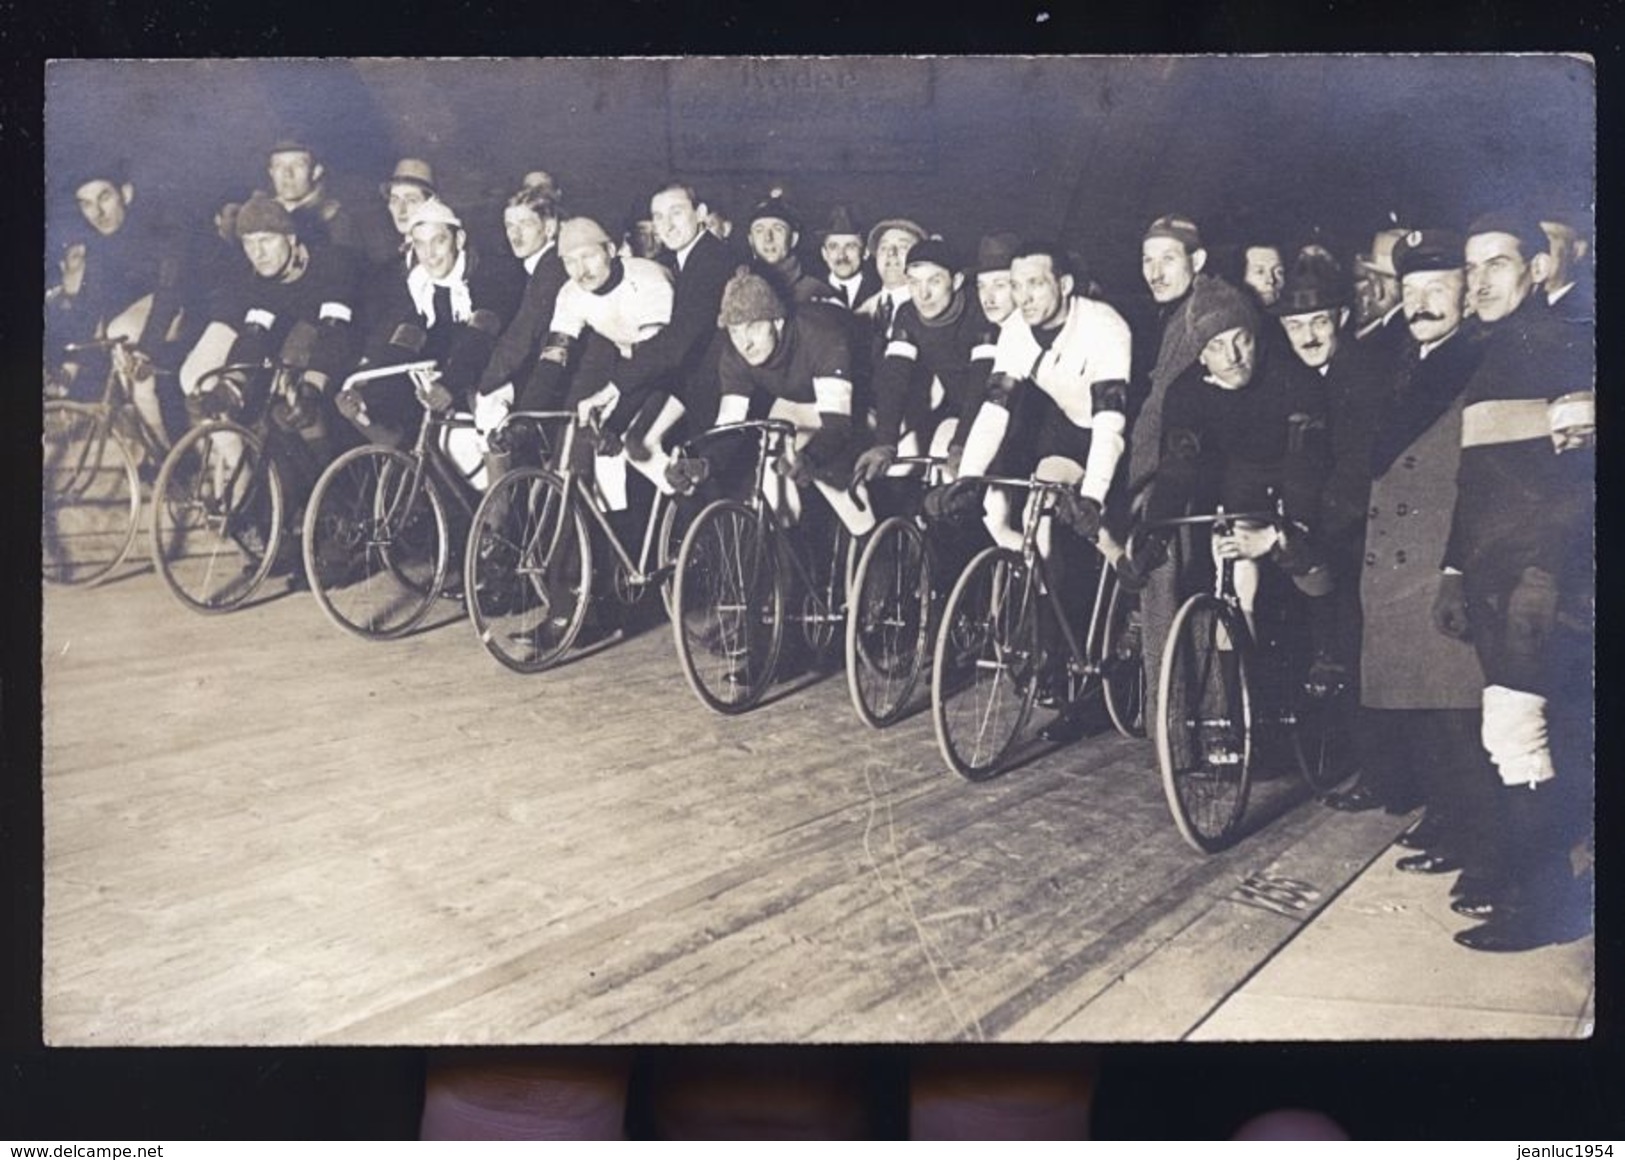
[1143,214,1203,251]
[380,157,437,198]
[972,231,1022,275]
[1392,229,1464,279]
[234,194,297,238]
[904,238,961,276]
[747,186,802,235]
[1269,260,1348,317]
[1189,284,1258,347]
[405,198,463,233]
[558,216,614,254]
[717,267,786,328]
[1464,210,1549,260]
[866,217,928,254]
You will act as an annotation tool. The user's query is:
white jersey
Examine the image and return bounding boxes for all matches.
[548,256,674,357]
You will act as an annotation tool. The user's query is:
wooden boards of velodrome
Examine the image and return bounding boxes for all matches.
[42,556,1403,1045]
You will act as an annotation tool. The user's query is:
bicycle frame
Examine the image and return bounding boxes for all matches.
[544,416,676,591]
[57,337,168,475]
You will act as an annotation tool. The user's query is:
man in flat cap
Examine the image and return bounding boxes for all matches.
[675,268,874,539]
[261,136,362,257]
[1335,231,1495,886]
[1433,211,1593,951]
[858,216,928,341]
[1124,213,1256,728]
[817,205,881,312]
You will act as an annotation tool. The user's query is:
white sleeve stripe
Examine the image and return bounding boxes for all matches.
[971,343,998,361]
[884,340,919,361]
[813,376,853,415]
[318,301,352,323]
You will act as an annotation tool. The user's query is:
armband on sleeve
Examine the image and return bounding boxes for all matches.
[538,330,575,366]
[715,393,750,426]
[812,375,854,417]
[1080,378,1129,504]
[1091,378,1128,416]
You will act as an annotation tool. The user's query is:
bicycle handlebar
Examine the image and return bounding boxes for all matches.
[194,361,275,392]
[62,336,131,355]
[338,361,440,392]
[698,418,799,440]
[1140,508,1278,531]
[952,474,1078,495]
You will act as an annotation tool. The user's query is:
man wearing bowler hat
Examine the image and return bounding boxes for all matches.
[817,205,881,311]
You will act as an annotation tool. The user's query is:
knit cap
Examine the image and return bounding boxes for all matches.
[234,194,296,238]
[717,267,786,327]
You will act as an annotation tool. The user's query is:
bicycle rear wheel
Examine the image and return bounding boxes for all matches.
[464,467,593,673]
[302,446,450,640]
[1156,593,1253,853]
[43,402,141,586]
[151,420,285,613]
[672,499,784,714]
[1101,578,1147,738]
[931,546,1039,781]
[846,515,931,728]
[795,519,853,664]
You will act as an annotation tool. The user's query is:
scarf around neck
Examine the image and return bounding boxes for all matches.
[407,249,473,326]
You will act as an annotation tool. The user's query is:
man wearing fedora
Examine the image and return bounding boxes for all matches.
[816,205,882,312]
[369,157,439,270]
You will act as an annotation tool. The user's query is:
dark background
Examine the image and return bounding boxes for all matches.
[43,55,1592,301]
[5,0,1619,1143]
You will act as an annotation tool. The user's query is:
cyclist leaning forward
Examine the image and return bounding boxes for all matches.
[926,241,1134,743]
[668,267,877,543]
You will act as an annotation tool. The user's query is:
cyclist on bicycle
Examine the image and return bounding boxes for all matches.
[46,157,189,448]
[472,179,571,489]
[924,240,1133,740]
[1126,283,1332,644]
[341,197,524,484]
[176,193,364,521]
[514,215,676,504]
[850,238,1000,496]
[669,268,875,538]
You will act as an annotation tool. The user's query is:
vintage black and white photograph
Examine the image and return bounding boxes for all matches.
[40,54,1595,1047]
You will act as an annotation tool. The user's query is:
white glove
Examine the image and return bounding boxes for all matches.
[473,383,514,436]
[576,382,621,428]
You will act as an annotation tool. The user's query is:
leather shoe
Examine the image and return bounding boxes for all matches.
[1039,698,1111,744]
[1450,894,1499,919]
[1453,912,1589,953]
[1395,851,1462,875]
[1323,782,1385,813]
[1395,817,1444,850]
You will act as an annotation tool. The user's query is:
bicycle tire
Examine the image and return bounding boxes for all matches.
[302,445,450,641]
[671,499,785,715]
[931,546,1039,781]
[1101,577,1147,739]
[846,515,931,729]
[1156,593,1254,854]
[655,495,684,620]
[151,420,285,613]
[795,520,853,663]
[42,401,142,587]
[464,467,593,674]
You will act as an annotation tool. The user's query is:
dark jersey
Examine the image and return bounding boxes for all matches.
[1149,344,1329,528]
[871,291,999,448]
[208,241,364,382]
[718,307,854,409]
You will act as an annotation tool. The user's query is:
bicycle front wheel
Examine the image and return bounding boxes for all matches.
[931,546,1039,781]
[302,446,450,640]
[671,499,784,714]
[151,420,285,613]
[1101,577,1147,738]
[846,516,931,728]
[464,467,593,673]
[1156,593,1253,853]
[43,402,141,586]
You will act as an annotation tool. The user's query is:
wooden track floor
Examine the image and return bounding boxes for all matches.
[42,548,1404,1046]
